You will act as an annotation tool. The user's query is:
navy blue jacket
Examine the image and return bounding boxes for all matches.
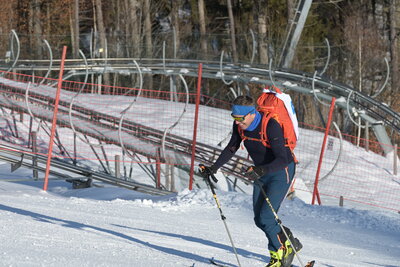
[212,118,294,174]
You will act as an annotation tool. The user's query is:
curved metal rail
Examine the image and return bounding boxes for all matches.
[1,56,398,154]
[3,57,397,131]
[0,76,251,184]
[0,48,399,191]
[0,143,171,196]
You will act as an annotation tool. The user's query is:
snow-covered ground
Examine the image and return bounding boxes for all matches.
[0,174,399,267]
[0,78,399,266]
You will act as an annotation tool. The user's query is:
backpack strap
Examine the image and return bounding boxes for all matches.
[237,112,273,147]
[259,112,274,147]
[237,112,299,164]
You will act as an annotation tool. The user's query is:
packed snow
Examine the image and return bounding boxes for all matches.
[0,172,399,266]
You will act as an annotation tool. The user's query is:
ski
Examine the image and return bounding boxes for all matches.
[209,257,228,267]
[289,260,315,267]
[209,257,314,267]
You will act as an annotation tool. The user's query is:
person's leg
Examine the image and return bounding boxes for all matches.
[253,179,265,231]
[257,162,295,251]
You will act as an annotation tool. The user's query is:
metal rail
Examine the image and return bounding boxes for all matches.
[2,57,397,133]
[0,143,172,196]
[0,77,251,181]
[0,55,398,186]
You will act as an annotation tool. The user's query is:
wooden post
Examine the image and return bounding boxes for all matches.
[115,155,120,178]
[32,131,38,180]
[339,196,344,207]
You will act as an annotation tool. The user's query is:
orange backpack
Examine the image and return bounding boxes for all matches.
[238,86,299,154]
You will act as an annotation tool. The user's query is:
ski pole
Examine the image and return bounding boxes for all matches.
[253,178,306,267]
[199,165,242,267]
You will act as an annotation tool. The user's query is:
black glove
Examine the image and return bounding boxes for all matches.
[198,164,217,179]
[244,165,264,180]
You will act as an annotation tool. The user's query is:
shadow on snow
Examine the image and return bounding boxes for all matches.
[0,203,264,266]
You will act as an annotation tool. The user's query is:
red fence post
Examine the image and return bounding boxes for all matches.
[312,97,336,205]
[43,46,67,191]
[189,63,203,190]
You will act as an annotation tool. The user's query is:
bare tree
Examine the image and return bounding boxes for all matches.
[198,0,207,55]
[226,0,238,62]
[126,0,141,57]
[94,0,110,88]
[389,0,399,108]
[71,0,80,58]
[94,0,106,56]
[287,0,295,23]
[143,0,152,57]
[256,0,268,64]
[143,0,153,89]
[171,0,181,56]
[31,0,43,59]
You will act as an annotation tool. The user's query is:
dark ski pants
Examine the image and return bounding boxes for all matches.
[253,161,295,251]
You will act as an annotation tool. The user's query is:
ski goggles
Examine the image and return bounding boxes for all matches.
[231,113,248,122]
[231,105,255,122]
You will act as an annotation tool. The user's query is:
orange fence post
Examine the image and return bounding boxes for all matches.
[43,46,67,191]
[312,97,336,205]
[189,63,203,190]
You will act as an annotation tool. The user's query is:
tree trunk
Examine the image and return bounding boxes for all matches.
[256,0,268,64]
[226,0,238,63]
[46,2,51,35]
[71,0,80,58]
[94,0,106,56]
[32,0,43,59]
[127,0,141,57]
[389,0,399,107]
[197,0,210,94]
[114,0,121,58]
[171,0,181,57]
[123,0,130,57]
[94,0,110,89]
[198,0,207,55]
[143,0,152,57]
[287,0,295,23]
[143,0,153,89]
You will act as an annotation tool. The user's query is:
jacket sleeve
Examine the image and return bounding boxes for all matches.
[259,118,290,174]
[211,122,242,170]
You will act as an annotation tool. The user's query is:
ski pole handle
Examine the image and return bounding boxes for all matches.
[199,164,218,183]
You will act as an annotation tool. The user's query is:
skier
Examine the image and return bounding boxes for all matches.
[200,95,302,267]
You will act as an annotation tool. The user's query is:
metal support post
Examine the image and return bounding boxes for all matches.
[115,155,120,178]
[32,131,38,180]
[312,97,336,205]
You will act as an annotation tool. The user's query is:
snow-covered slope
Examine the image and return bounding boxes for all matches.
[0,180,399,267]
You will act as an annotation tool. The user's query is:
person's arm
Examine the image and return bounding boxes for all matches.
[258,119,289,174]
[211,123,242,171]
